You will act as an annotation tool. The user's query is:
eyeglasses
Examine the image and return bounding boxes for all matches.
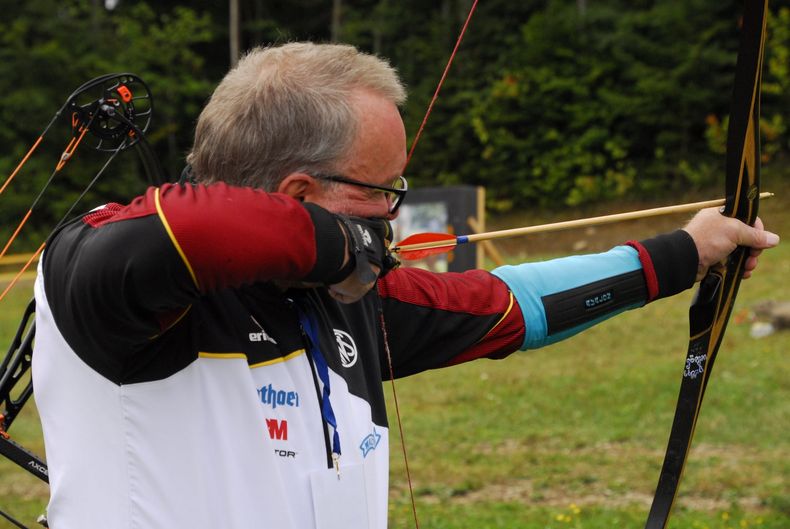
[311,173,408,214]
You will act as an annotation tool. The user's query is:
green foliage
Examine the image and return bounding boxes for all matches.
[380,0,789,212]
[706,7,790,169]
[761,7,790,160]
[0,0,215,250]
[456,1,740,208]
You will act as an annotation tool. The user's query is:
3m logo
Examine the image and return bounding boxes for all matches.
[266,418,288,440]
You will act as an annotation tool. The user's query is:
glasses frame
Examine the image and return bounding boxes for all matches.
[311,173,408,214]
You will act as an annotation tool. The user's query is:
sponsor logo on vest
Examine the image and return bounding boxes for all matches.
[274,449,297,458]
[257,384,300,409]
[359,428,381,458]
[334,329,358,368]
[266,418,288,440]
[249,330,277,344]
[249,315,277,344]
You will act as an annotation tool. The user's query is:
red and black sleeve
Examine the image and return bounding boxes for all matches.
[377,268,525,378]
[42,183,348,346]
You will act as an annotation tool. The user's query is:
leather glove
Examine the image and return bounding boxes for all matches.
[331,216,399,285]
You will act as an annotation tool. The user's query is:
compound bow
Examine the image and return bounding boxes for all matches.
[0,73,169,529]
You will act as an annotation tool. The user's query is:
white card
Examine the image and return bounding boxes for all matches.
[309,462,369,529]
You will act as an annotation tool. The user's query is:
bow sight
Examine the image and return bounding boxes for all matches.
[0,73,168,529]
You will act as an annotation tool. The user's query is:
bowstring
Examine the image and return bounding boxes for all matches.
[0,111,98,265]
[379,311,420,528]
[0,140,127,303]
[403,0,480,172]
[0,99,73,196]
[386,2,480,527]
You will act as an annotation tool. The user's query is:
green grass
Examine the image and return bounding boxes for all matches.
[383,193,790,528]
[1,194,788,528]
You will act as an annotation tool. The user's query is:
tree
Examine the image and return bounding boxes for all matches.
[0,0,215,248]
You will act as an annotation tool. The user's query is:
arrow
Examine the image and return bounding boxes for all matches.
[392,192,774,260]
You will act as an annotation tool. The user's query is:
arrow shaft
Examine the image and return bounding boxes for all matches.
[395,192,773,254]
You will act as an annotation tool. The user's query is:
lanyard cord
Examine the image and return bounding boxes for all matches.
[297,308,342,469]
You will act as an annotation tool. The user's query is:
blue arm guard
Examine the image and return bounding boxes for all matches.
[492,245,647,350]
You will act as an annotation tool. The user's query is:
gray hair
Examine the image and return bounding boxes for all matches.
[186,42,407,191]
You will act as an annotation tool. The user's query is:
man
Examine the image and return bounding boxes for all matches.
[32,42,778,529]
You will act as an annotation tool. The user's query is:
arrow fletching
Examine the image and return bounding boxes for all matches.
[392,232,458,260]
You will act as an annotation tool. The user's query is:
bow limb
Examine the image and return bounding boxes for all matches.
[644,3,768,528]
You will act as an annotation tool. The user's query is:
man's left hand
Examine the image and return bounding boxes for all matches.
[683,207,780,281]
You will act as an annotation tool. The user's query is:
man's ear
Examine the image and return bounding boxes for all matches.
[277,173,316,201]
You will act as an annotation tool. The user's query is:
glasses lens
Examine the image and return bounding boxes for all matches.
[389,176,407,213]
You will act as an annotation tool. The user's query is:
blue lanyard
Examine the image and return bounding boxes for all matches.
[297,309,342,467]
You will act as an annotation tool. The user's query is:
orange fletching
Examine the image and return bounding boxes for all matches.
[392,232,457,261]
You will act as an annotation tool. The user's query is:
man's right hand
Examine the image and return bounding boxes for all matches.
[327,216,397,303]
